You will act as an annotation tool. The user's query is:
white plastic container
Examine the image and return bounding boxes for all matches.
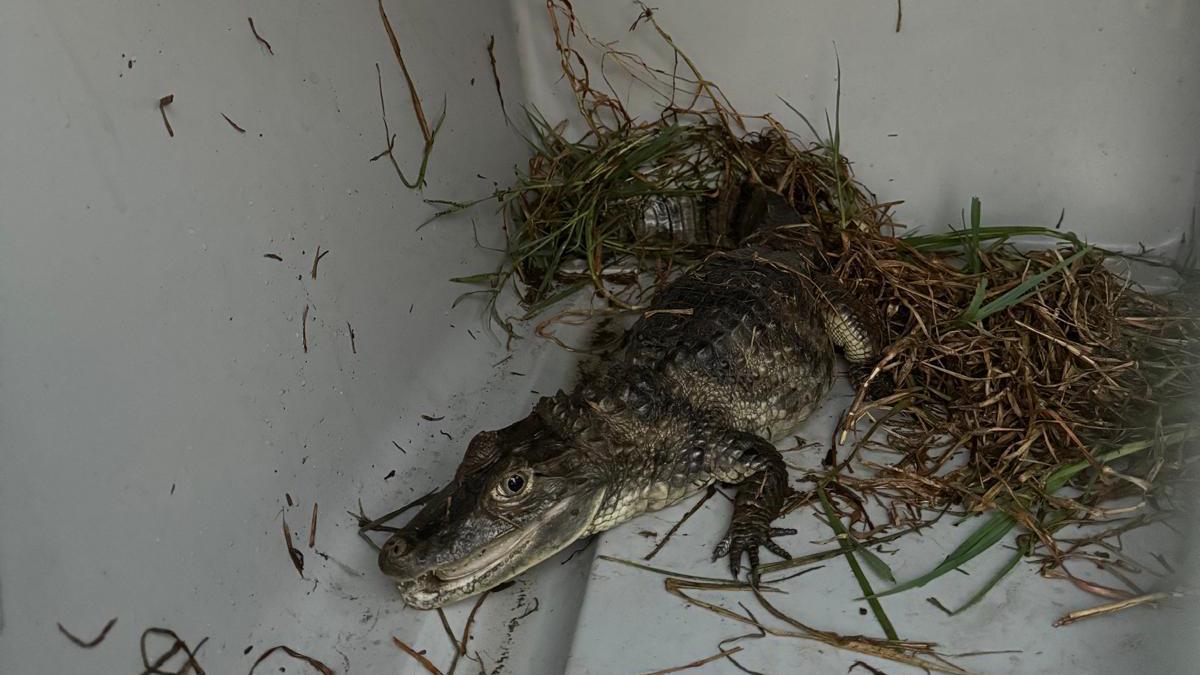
[2,1,1196,673]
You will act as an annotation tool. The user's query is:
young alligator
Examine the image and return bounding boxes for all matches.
[378,203,885,609]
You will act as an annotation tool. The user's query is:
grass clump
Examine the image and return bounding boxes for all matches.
[429,1,887,341]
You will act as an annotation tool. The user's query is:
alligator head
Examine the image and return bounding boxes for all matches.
[378,399,609,609]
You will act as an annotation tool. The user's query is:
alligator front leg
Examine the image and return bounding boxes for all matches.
[710,430,796,578]
[814,272,892,398]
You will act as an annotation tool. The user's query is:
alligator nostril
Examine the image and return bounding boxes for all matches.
[388,538,408,558]
[379,537,410,575]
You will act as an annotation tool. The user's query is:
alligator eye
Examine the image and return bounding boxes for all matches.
[494,469,532,500]
[505,473,527,494]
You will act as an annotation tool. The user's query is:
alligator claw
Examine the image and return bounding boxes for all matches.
[762,538,792,560]
[713,521,795,579]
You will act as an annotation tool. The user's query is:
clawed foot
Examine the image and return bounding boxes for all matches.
[713,522,797,579]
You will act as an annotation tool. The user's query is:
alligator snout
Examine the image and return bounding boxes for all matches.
[378,535,410,576]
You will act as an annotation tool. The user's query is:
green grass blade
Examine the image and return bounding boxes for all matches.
[776,95,823,141]
[964,278,988,318]
[854,544,897,584]
[867,511,1016,599]
[945,542,1026,615]
[393,97,448,191]
[903,225,1082,251]
[818,486,899,640]
[967,197,982,274]
[830,47,847,228]
[1045,425,1200,492]
[517,279,588,320]
[817,504,896,582]
[451,288,496,309]
[960,247,1090,323]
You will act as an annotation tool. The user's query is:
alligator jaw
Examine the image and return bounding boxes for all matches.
[396,520,541,610]
[433,523,539,581]
[389,489,607,609]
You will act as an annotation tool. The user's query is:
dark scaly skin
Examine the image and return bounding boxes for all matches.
[595,245,884,575]
[378,211,886,609]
